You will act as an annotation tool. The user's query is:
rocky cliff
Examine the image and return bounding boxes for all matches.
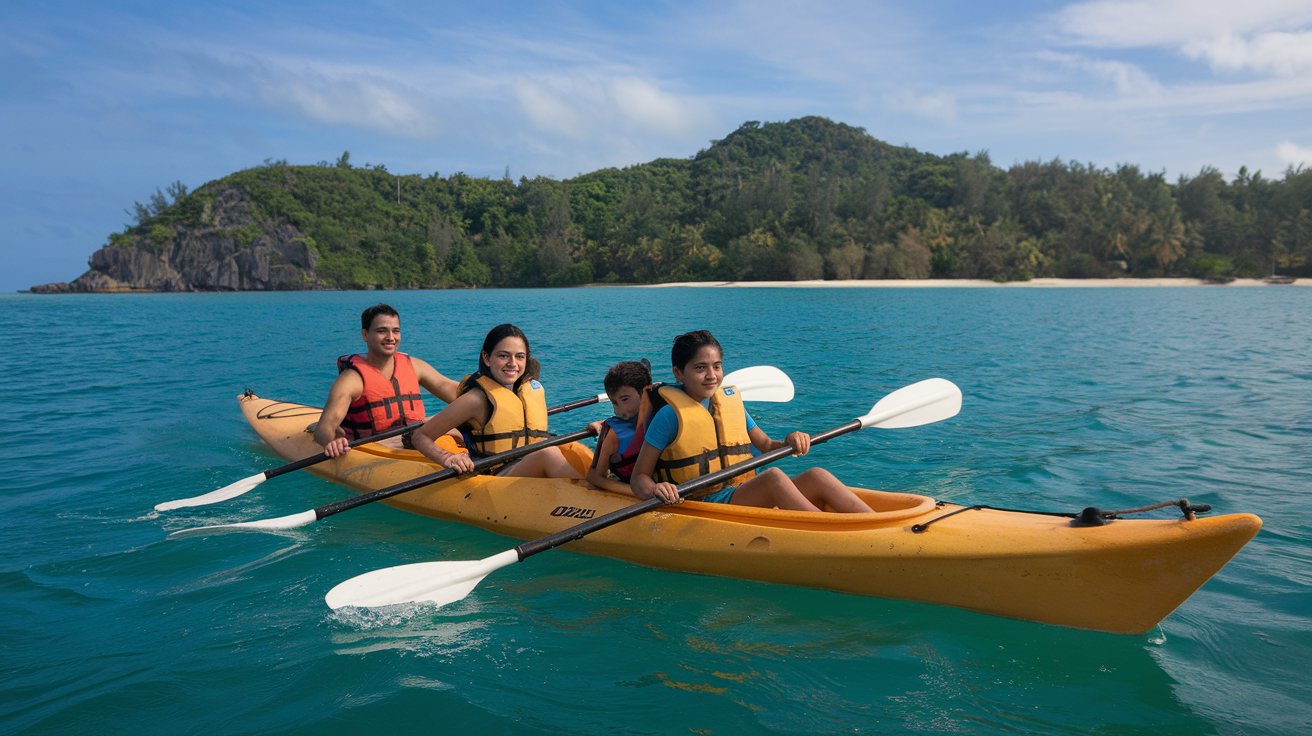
[31,186,319,293]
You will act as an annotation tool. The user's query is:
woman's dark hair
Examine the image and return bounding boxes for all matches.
[604,359,652,396]
[671,330,722,371]
[360,303,399,330]
[477,323,540,387]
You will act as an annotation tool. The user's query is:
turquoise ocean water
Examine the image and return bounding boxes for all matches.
[2,286,1310,735]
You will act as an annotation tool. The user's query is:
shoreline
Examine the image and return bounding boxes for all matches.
[16,277,1308,295]
[639,277,1307,288]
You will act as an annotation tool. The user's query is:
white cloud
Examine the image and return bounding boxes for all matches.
[1091,59,1162,96]
[513,73,714,142]
[514,80,588,140]
[1275,140,1312,168]
[1182,31,1312,77]
[610,77,700,137]
[1047,1,1312,81]
[1024,0,1312,171]
[270,70,437,138]
[673,0,924,87]
[110,40,444,140]
[1036,52,1162,95]
[1051,0,1312,48]
[886,90,958,122]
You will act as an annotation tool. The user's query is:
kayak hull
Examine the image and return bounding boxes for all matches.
[240,394,1261,634]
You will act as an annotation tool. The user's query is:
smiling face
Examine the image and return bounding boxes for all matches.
[607,385,642,421]
[672,344,723,402]
[362,314,401,359]
[482,336,528,388]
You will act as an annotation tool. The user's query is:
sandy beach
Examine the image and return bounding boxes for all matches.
[642,277,1306,288]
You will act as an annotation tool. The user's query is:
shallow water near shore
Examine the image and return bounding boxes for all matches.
[3,286,1310,735]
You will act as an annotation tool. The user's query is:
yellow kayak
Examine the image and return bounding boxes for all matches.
[240,393,1261,634]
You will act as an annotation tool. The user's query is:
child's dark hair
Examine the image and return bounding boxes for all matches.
[477,323,540,386]
[360,303,399,330]
[604,359,652,396]
[671,330,723,370]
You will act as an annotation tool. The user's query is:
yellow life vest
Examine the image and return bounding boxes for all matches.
[651,384,756,492]
[459,374,550,457]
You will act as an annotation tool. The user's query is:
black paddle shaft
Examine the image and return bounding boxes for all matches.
[514,419,864,559]
[312,427,598,519]
[546,395,601,415]
[264,422,425,480]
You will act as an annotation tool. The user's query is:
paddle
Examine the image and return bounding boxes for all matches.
[323,377,962,610]
[155,365,793,512]
[168,427,599,539]
[165,367,797,539]
[154,420,422,512]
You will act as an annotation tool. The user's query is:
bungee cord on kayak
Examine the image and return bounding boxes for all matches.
[910,498,1216,533]
[253,399,321,420]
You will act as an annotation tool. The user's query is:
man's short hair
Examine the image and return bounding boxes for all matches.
[361,303,399,330]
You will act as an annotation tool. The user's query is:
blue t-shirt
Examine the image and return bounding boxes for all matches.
[643,389,757,452]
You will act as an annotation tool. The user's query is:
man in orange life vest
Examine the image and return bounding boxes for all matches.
[313,303,460,458]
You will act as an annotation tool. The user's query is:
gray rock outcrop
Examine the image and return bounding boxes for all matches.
[31,186,320,293]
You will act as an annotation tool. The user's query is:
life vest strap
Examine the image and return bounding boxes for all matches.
[353,393,422,411]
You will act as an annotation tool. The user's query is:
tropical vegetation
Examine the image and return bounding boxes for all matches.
[120,117,1312,288]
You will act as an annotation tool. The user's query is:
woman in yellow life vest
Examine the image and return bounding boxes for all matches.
[630,330,872,512]
[411,324,579,478]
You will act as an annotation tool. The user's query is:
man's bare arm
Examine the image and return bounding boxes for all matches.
[314,370,363,457]
[412,357,460,404]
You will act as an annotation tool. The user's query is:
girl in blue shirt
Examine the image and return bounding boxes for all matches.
[631,330,873,512]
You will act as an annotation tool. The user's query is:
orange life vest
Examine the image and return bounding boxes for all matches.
[458,374,550,458]
[337,353,426,440]
[651,383,756,492]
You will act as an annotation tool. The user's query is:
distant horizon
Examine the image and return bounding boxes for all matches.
[5,1,1312,292]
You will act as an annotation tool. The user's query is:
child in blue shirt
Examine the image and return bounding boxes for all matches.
[586,360,652,495]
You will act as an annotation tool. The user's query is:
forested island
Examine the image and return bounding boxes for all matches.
[31,116,1312,292]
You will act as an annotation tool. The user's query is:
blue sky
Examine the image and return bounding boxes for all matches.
[3,0,1311,292]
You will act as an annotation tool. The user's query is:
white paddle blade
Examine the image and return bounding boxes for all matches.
[325,550,520,610]
[155,473,267,512]
[725,365,794,403]
[860,378,962,429]
[166,510,318,540]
